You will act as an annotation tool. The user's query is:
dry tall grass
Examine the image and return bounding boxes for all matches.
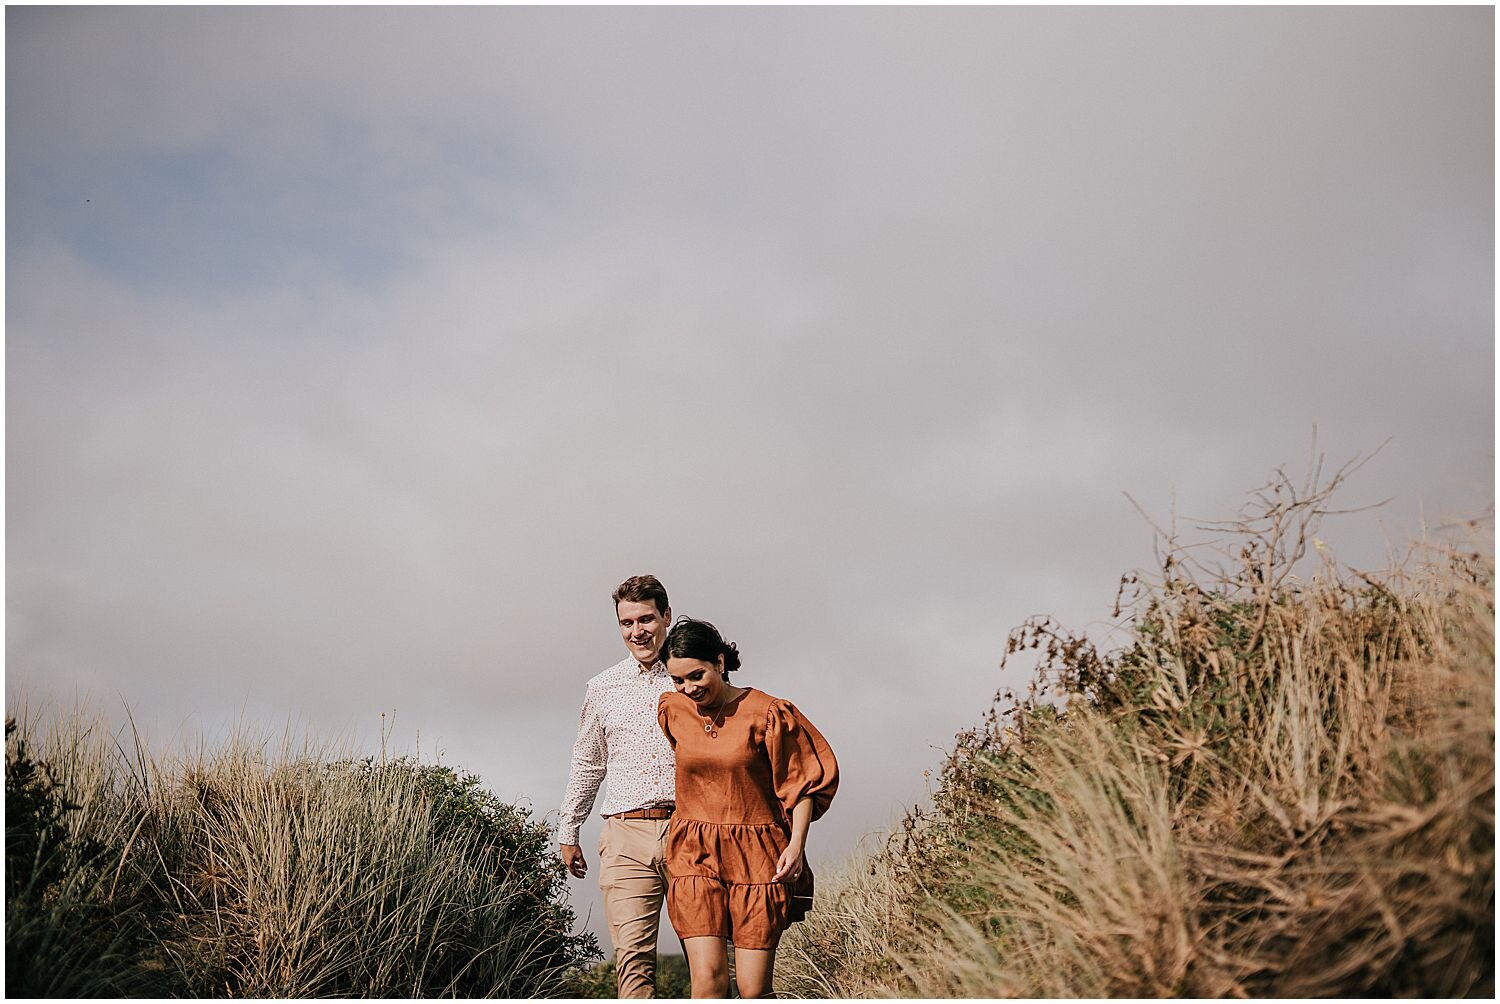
[5,718,598,997]
[778,459,1493,997]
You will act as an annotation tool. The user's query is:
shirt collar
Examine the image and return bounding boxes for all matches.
[633,657,666,676]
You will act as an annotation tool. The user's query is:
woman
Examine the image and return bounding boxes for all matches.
[656,617,839,999]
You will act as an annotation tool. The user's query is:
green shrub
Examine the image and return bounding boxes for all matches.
[5,717,167,997]
[568,953,691,998]
[4,719,600,997]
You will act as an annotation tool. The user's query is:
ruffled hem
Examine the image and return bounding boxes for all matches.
[666,817,788,885]
[665,875,790,950]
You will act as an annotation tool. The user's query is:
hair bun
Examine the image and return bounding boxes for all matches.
[665,616,744,675]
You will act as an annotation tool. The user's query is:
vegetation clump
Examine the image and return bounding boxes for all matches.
[4,722,599,997]
[778,458,1494,997]
[6,717,159,997]
[571,952,692,998]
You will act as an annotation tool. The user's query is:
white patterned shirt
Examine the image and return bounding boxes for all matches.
[557,655,677,846]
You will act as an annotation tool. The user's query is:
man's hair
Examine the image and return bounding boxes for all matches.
[612,574,670,616]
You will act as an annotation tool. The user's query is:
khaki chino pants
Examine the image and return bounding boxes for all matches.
[598,817,671,999]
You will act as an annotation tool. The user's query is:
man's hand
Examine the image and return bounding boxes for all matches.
[560,843,588,879]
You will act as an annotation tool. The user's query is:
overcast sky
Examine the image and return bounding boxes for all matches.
[7,6,1493,945]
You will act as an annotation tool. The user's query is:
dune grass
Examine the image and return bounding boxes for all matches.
[777,458,1494,997]
[5,717,599,997]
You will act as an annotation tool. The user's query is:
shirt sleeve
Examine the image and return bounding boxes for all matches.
[557,684,607,846]
[656,692,677,749]
[765,699,839,822]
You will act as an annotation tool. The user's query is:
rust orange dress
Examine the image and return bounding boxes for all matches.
[656,687,839,950]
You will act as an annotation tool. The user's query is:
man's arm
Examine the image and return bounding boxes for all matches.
[558,684,607,878]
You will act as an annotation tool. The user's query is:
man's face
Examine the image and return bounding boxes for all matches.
[617,599,670,667]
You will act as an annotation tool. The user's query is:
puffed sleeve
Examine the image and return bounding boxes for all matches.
[765,700,839,821]
[657,692,677,750]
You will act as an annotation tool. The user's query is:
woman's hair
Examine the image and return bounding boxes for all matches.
[665,617,741,675]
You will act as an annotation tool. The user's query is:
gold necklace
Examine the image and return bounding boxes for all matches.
[700,689,739,739]
[702,709,725,738]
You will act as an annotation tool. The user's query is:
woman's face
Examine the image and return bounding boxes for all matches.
[668,655,727,708]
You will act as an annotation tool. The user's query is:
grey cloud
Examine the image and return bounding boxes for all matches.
[8,6,1491,944]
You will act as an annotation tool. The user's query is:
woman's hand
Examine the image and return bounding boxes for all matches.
[772,843,805,883]
[775,797,815,882]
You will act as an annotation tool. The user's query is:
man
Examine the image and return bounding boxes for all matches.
[559,574,677,998]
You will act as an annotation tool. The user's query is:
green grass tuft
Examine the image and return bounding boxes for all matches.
[5,718,601,997]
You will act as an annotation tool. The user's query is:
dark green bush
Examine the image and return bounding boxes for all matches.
[6,717,163,997]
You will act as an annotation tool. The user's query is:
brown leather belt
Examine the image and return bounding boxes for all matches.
[608,806,674,820]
